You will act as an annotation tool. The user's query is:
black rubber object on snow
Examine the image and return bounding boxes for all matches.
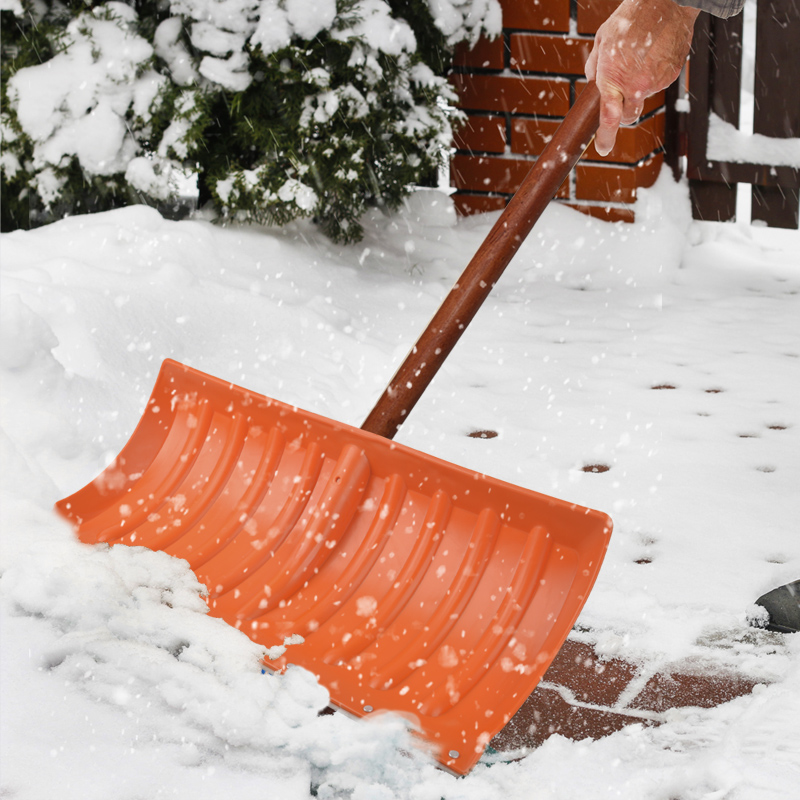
[753,580,800,633]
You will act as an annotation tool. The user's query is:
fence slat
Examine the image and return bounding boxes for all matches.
[751,0,800,228]
[683,1,799,229]
[688,13,743,221]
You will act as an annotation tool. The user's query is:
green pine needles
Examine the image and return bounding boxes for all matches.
[1,0,491,242]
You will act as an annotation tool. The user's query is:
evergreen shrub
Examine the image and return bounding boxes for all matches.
[1,0,500,240]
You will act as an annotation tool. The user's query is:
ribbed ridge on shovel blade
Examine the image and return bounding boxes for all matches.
[55,359,613,776]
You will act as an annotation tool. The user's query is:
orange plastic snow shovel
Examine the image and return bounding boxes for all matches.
[56,83,610,774]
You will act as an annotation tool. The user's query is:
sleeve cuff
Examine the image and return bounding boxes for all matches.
[674,0,746,19]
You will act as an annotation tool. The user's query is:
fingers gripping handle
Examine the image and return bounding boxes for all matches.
[361,82,601,440]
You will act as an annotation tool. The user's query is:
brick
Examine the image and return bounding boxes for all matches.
[576,80,666,116]
[510,33,594,75]
[451,153,571,197]
[511,109,664,164]
[643,91,666,116]
[636,151,664,187]
[490,685,648,752]
[452,193,509,216]
[499,0,570,33]
[575,153,663,202]
[576,0,623,34]
[575,164,636,203]
[449,73,571,116]
[629,669,759,713]
[541,640,638,707]
[509,117,561,156]
[491,637,770,754]
[451,154,534,193]
[453,34,505,70]
[582,111,665,162]
[453,114,507,153]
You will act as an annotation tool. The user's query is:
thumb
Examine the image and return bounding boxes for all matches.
[585,46,597,81]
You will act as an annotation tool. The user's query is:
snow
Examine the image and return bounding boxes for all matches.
[704,0,800,168]
[278,178,319,211]
[333,0,417,57]
[707,113,800,168]
[284,0,337,42]
[251,0,295,56]
[198,50,253,91]
[6,3,167,198]
[428,0,503,45]
[1,174,799,798]
[154,18,199,86]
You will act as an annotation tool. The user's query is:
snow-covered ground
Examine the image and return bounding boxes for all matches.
[1,173,799,798]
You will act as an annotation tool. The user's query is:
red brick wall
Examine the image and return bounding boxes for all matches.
[450,0,665,222]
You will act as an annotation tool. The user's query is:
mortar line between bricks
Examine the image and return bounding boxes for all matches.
[452,149,664,168]
[566,199,636,210]
[503,27,590,36]
[504,69,593,80]
[452,67,575,80]
[538,680,666,723]
[458,111,566,121]
[500,107,665,124]
[452,191,637,212]
[568,198,634,211]
[609,665,666,711]
[578,148,665,168]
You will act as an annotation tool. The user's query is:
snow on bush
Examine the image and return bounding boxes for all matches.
[428,0,502,45]
[1,2,198,221]
[1,0,499,240]
[199,0,460,241]
[8,4,159,182]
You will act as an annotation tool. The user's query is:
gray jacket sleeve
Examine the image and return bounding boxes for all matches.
[674,0,745,18]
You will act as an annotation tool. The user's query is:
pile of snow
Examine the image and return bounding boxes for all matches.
[1,174,799,798]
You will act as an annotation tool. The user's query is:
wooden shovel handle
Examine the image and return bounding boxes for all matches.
[361,82,601,440]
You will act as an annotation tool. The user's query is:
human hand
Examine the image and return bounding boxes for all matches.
[584,0,700,156]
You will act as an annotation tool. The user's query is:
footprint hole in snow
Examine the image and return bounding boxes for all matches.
[468,429,498,439]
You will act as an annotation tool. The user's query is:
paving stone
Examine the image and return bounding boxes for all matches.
[492,638,762,754]
[541,639,639,707]
[628,668,760,713]
[490,685,650,751]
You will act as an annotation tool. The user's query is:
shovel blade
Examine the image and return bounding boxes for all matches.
[56,359,612,774]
